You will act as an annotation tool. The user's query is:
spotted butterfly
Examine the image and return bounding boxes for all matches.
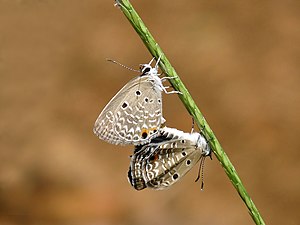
[93,57,179,145]
[128,127,211,190]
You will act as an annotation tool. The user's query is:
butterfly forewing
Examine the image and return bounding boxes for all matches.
[93,60,165,145]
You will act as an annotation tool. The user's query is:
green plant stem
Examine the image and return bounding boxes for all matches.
[114,1,265,225]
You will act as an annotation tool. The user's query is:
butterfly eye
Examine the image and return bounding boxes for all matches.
[141,66,151,74]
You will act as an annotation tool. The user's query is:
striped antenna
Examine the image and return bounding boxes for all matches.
[106,58,140,73]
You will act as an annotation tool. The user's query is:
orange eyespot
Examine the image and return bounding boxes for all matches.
[140,127,158,139]
[150,153,159,162]
[141,131,148,139]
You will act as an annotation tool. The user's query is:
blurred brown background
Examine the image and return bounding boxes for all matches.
[0,0,299,225]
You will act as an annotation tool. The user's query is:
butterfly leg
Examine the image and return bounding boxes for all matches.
[161,84,182,94]
[160,76,182,94]
[163,86,182,94]
[199,115,207,135]
[160,76,179,81]
[199,115,213,160]
[190,117,195,133]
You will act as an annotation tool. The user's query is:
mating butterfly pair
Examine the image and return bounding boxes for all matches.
[93,57,211,190]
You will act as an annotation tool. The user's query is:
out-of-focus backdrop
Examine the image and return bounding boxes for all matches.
[1,1,299,225]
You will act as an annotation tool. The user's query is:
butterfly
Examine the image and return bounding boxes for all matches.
[128,127,211,190]
[93,57,180,145]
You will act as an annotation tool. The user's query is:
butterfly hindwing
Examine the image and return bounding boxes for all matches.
[143,141,202,190]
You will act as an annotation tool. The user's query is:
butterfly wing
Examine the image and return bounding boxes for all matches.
[93,75,164,145]
[128,137,203,190]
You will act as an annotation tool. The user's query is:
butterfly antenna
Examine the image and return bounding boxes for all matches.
[195,156,207,191]
[106,58,140,73]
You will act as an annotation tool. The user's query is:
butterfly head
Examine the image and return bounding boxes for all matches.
[140,63,154,75]
[196,134,212,157]
[140,56,161,76]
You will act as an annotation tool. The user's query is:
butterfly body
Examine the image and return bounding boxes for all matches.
[128,127,211,190]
